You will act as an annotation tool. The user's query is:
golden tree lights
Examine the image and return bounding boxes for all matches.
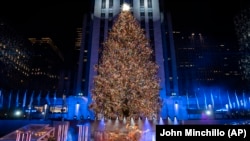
[89,10,162,119]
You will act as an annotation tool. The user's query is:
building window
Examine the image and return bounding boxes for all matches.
[140,0,144,8]
[141,20,145,29]
[100,20,105,31]
[99,19,105,64]
[108,13,113,30]
[102,0,106,9]
[140,12,145,29]
[149,18,153,29]
[140,12,145,17]
[120,0,124,5]
[148,0,152,8]
[148,12,153,19]
[100,18,105,45]
[101,13,105,19]
[123,0,133,7]
[108,20,113,30]
[108,13,113,19]
[148,19,154,30]
[109,0,113,8]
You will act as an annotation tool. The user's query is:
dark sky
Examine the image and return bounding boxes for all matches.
[0,1,90,51]
[0,0,249,53]
[166,0,248,41]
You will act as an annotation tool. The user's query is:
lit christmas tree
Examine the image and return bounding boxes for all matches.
[89,4,161,119]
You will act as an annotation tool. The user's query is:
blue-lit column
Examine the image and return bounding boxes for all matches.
[76,15,88,95]
[151,0,167,98]
[87,0,101,102]
[151,0,167,118]
[166,12,179,95]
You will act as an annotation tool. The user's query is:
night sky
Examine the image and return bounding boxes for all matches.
[0,1,90,52]
[167,0,247,41]
[0,0,249,53]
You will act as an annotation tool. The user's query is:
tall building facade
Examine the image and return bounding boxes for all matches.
[28,37,64,90]
[75,14,92,96]
[173,32,243,95]
[74,0,185,119]
[0,21,31,90]
[89,0,168,99]
[234,8,250,91]
[76,0,179,98]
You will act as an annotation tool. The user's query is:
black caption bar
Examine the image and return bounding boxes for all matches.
[156,125,250,140]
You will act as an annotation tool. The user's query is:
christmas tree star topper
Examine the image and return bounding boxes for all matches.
[122,3,131,11]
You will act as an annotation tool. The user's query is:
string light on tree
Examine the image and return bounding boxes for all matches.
[89,6,161,119]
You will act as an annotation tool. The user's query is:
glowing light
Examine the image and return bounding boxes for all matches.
[15,110,22,116]
[205,110,211,115]
[75,102,80,118]
[208,104,212,109]
[159,117,164,125]
[123,117,127,124]
[98,117,105,131]
[130,117,135,126]
[167,117,172,125]
[174,102,178,109]
[44,104,47,111]
[122,3,130,11]
[173,116,178,125]
[225,104,229,110]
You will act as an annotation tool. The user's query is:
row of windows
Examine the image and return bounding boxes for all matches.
[101,13,113,19]
[102,0,114,9]
[99,6,155,59]
[140,0,152,8]
[101,12,153,30]
[102,0,136,9]
[101,12,113,31]
[101,0,153,9]
[140,12,153,19]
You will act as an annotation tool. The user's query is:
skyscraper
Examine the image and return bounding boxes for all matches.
[234,7,250,90]
[76,0,179,97]
[74,0,182,119]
